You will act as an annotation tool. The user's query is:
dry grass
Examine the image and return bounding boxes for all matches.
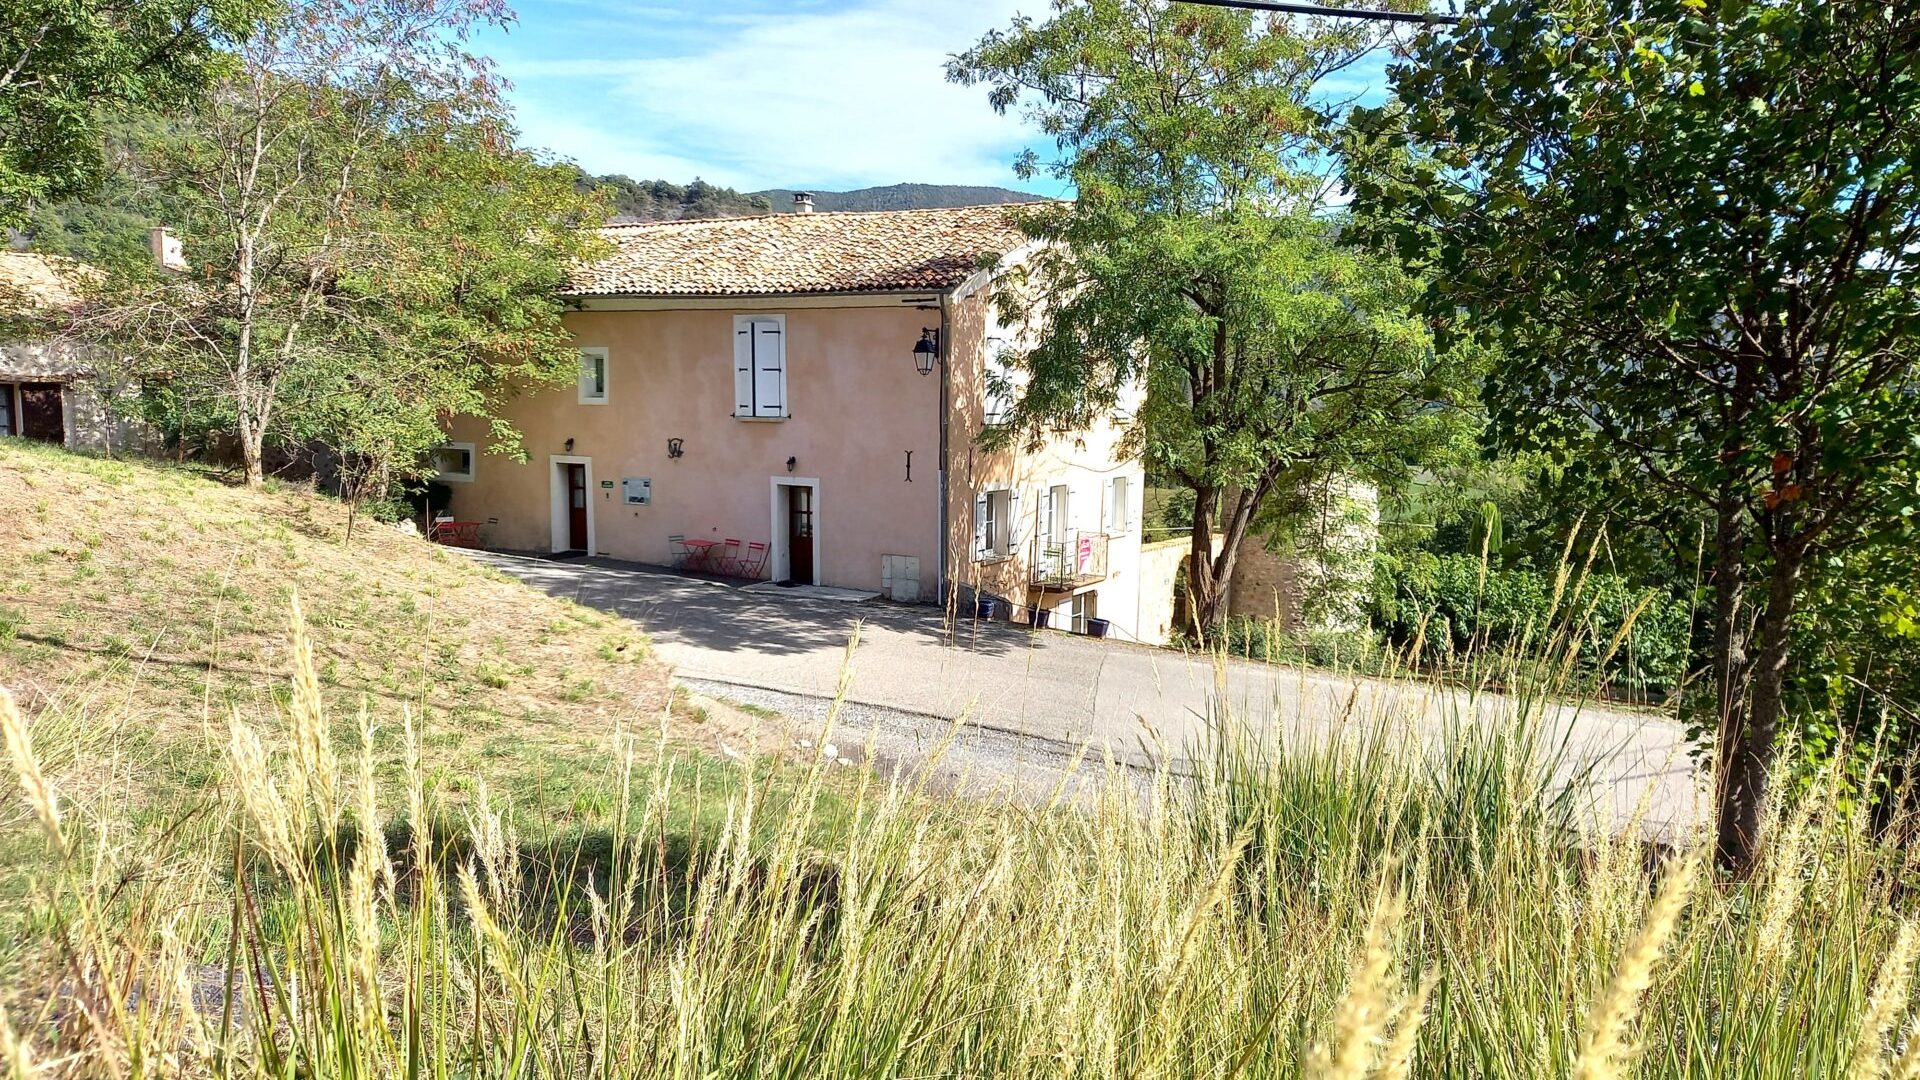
[4,442,1920,1078]
[0,442,685,877]
[2,593,1916,1078]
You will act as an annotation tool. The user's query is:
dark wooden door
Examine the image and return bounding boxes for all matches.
[566,464,588,551]
[18,383,63,444]
[787,485,814,585]
[0,384,14,435]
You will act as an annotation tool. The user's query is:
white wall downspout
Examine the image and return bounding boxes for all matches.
[936,290,953,606]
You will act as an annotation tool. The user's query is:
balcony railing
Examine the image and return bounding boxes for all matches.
[1031,530,1109,590]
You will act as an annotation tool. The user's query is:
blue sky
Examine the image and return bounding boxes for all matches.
[473,0,1398,196]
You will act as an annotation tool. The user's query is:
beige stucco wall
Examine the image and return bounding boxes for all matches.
[942,281,1150,641]
[444,300,945,594]
[3,341,156,455]
[1135,536,1210,646]
[441,276,1150,627]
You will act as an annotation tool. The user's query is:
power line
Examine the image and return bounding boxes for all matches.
[1173,0,1463,25]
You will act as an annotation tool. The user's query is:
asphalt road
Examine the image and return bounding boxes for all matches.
[473,551,1704,836]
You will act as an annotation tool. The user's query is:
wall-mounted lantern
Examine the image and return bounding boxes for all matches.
[786,455,797,473]
[912,328,940,376]
[667,437,684,459]
[564,437,575,453]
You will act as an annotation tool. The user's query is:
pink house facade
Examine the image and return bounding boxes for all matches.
[440,201,1155,641]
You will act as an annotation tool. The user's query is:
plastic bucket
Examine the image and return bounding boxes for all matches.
[975,596,997,620]
[1028,606,1051,629]
[1086,617,1111,638]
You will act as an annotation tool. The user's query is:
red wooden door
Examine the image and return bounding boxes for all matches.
[566,464,588,551]
[18,383,64,443]
[787,485,814,585]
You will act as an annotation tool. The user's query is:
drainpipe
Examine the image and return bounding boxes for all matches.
[936,291,953,606]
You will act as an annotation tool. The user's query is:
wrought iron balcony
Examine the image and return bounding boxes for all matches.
[1031,530,1109,591]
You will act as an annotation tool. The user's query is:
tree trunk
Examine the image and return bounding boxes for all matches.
[1185,486,1218,639]
[1708,499,1750,866]
[236,389,268,487]
[1184,481,1269,638]
[1716,543,1802,877]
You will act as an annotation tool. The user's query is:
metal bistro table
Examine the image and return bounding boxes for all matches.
[681,536,721,571]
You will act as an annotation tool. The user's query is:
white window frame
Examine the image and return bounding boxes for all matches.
[733,314,788,421]
[1107,476,1133,534]
[434,441,475,483]
[578,347,609,405]
[983,335,1015,427]
[975,488,1016,562]
[1046,484,1070,544]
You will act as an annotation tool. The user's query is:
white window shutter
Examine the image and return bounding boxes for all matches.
[754,320,785,417]
[974,493,989,558]
[1009,489,1024,554]
[733,325,754,416]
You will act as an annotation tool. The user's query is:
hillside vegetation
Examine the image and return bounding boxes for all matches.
[754,182,1044,212]
[0,441,679,823]
[579,174,772,221]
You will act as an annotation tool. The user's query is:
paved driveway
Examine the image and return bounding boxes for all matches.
[474,551,1703,835]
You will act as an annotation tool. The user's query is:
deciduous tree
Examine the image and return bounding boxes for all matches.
[0,0,263,226]
[86,0,607,489]
[951,0,1472,635]
[1349,0,1920,873]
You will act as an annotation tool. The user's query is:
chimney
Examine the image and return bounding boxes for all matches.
[149,227,187,272]
[792,192,814,214]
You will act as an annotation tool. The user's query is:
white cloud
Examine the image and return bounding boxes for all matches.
[497,0,1044,192]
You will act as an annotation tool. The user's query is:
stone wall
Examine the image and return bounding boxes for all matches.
[1226,541,1304,631]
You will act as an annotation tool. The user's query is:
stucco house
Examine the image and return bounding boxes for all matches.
[0,250,150,454]
[440,198,1156,641]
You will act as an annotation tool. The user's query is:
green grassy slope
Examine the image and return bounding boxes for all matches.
[0,441,684,826]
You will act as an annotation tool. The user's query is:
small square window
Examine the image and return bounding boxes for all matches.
[579,347,609,405]
[433,441,474,482]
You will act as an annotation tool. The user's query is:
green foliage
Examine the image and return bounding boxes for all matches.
[18,113,203,275]
[951,0,1476,631]
[752,184,1042,213]
[1202,617,1385,671]
[1350,0,1920,868]
[1374,552,1692,694]
[80,0,611,492]
[0,0,265,226]
[581,174,770,221]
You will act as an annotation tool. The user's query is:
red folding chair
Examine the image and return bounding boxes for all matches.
[716,537,742,575]
[737,541,768,580]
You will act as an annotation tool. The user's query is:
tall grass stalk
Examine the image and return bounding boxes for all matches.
[3,600,1918,1078]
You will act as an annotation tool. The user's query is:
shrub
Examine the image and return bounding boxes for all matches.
[1203,618,1387,672]
[1374,552,1692,693]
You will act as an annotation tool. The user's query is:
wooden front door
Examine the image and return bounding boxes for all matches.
[787,485,814,585]
[565,464,588,551]
[18,383,63,444]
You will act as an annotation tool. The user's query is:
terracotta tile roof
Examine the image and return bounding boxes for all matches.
[566,204,1034,298]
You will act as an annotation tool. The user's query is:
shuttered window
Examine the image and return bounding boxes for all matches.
[975,489,1017,560]
[733,315,787,419]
